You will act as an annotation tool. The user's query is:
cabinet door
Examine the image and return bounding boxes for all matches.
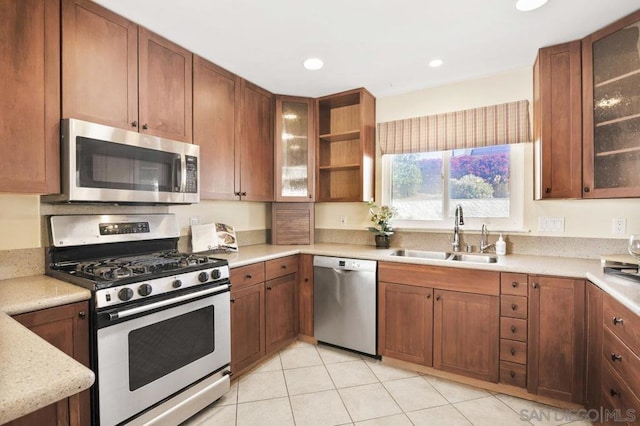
[62,0,138,131]
[138,27,193,143]
[298,254,314,337]
[275,96,315,201]
[378,282,433,366]
[582,10,640,198]
[0,0,60,194]
[231,283,265,374]
[265,273,298,353]
[9,302,90,426]
[237,79,274,201]
[533,41,582,199]
[528,276,585,403]
[194,56,239,200]
[433,290,499,382]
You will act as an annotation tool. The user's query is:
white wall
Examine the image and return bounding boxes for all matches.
[169,200,271,236]
[0,195,40,250]
[316,67,640,239]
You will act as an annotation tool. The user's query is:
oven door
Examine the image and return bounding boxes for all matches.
[96,285,230,426]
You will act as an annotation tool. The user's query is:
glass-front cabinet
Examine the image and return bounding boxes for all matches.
[583,10,640,198]
[275,96,314,201]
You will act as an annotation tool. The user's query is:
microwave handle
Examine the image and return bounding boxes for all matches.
[173,156,182,192]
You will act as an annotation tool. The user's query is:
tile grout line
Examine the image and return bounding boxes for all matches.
[318,346,356,425]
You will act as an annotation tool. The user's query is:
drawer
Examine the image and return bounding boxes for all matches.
[500,317,527,342]
[231,262,265,289]
[500,360,526,388]
[500,339,527,364]
[601,362,640,421]
[603,294,640,356]
[266,255,299,280]
[603,326,640,402]
[500,295,528,319]
[501,272,528,296]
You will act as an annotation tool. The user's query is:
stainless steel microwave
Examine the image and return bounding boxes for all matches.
[43,119,199,204]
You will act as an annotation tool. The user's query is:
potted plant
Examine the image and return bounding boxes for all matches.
[367,201,398,248]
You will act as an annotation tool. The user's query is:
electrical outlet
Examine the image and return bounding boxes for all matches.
[190,217,200,226]
[613,217,626,234]
[538,216,565,232]
[340,216,347,227]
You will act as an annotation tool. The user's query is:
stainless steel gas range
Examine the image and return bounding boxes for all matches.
[46,214,231,426]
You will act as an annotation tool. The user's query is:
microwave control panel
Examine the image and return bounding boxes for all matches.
[185,155,198,193]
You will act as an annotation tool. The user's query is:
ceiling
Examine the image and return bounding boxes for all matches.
[93,0,639,98]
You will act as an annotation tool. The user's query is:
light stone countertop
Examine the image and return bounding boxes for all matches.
[0,275,94,424]
[215,243,640,314]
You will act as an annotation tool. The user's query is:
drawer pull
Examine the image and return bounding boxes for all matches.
[613,317,624,326]
[510,348,516,356]
[610,389,621,398]
[281,265,287,269]
[511,282,518,288]
[532,282,539,289]
[511,325,517,333]
[246,274,253,279]
[426,294,431,299]
[510,371,515,378]
[78,311,87,319]
[436,295,441,301]
[611,353,623,362]
[267,286,272,291]
[511,304,518,311]
[230,299,235,303]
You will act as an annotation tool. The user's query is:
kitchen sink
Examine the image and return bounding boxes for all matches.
[389,249,498,264]
[389,249,452,260]
[450,253,498,263]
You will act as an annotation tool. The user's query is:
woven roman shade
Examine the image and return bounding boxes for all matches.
[378,100,530,154]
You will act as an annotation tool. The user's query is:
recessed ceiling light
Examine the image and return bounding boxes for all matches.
[303,57,324,70]
[515,0,548,12]
[429,58,444,68]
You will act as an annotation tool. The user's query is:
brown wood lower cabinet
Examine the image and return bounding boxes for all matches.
[8,302,90,426]
[265,273,298,353]
[585,282,604,410]
[378,282,433,366]
[298,254,314,337]
[433,289,499,382]
[230,283,265,375]
[528,275,585,403]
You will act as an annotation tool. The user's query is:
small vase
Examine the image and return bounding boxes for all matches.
[374,234,390,249]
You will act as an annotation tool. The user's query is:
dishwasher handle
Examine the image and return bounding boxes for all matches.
[313,256,377,273]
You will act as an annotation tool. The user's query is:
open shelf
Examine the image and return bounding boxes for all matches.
[319,130,360,142]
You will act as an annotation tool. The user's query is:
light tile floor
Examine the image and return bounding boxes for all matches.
[182,341,593,426]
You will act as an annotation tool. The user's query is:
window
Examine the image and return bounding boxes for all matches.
[382,144,525,230]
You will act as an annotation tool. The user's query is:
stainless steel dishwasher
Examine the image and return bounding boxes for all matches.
[313,256,377,355]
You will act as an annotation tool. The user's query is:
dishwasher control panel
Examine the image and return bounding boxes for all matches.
[314,256,377,272]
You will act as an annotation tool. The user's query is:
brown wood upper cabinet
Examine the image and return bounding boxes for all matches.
[528,275,585,403]
[0,0,60,194]
[316,88,375,202]
[8,302,90,426]
[62,0,193,143]
[275,96,315,201]
[533,41,582,200]
[582,9,640,198]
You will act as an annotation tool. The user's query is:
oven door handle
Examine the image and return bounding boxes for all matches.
[108,284,229,321]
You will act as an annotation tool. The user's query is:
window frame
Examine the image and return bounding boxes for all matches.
[380,143,526,232]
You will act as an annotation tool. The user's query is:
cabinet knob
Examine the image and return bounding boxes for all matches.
[510,348,516,356]
[510,370,515,378]
[267,286,272,291]
[511,303,518,311]
[532,282,539,289]
[131,120,138,128]
[281,265,287,269]
[234,191,241,196]
[308,194,312,198]
[584,187,591,193]
[436,295,441,301]
[511,325,517,333]
[545,187,551,193]
[241,192,247,196]
[611,353,623,362]
[230,298,235,303]
[613,317,624,326]
[246,273,253,279]
[426,294,431,299]
[610,389,621,398]
[304,278,309,282]
[511,282,518,288]
[78,311,87,319]
[142,123,148,130]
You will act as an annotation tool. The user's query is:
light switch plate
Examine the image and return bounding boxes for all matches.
[538,216,565,232]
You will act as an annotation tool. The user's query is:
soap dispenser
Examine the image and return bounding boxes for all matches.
[496,234,506,255]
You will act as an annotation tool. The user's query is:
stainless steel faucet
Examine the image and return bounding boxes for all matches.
[452,204,464,252]
[480,224,494,253]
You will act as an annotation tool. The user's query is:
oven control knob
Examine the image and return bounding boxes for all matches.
[198,271,209,282]
[172,279,183,289]
[118,288,134,301]
[211,269,221,280]
[138,283,152,297]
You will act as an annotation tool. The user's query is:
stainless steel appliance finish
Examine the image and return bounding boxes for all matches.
[46,214,230,425]
[313,256,377,355]
[43,118,199,204]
